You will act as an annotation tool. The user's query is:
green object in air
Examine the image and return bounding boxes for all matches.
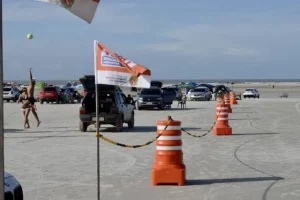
[27,33,33,40]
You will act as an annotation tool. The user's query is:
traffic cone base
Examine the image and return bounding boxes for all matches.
[213,126,232,136]
[152,164,186,186]
[152,116,186,186]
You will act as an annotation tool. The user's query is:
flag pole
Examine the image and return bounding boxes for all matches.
[0,0,5,198]
[94,41,100,200]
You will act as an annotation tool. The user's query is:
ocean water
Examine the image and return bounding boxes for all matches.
[5,79,300,85]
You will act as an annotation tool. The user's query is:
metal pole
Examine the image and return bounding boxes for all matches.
[0,0,5,199]
[96,81,100,200]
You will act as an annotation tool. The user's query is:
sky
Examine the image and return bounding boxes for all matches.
[3,0,300,80]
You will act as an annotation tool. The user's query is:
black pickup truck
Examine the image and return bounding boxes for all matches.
[136,81,176,110]
[79,75,135,132]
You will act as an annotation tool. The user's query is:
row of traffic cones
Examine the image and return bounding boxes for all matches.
[152,92,239,186]
[213,92,238,136]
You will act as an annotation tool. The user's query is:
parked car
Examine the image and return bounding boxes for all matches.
[137,81,176,110]
[136,88,164,110]
[188,87,211,101]
[39,86,62,104]
[66,88,82,103]
[4,172,23,200]
[79,75,135,132]
[161,87,177,106]
[243,88,260,98]
[3,87,20,102]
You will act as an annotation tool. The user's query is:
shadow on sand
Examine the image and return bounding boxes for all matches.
[97,126,207,133]
[137,108,201,111]
[187,176,284,186]
[5,135,91,139]
[230,118,260,120]
[4,129,24,133]
[232,132,279,136]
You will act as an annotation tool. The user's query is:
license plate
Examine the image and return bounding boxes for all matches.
[92,117,105,121]
[145,102,152,105]
[46,93,50,95]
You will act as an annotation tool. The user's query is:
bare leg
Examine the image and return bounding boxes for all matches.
[31,108,41,127]
[24,108,31,129]
[22,109,30,128]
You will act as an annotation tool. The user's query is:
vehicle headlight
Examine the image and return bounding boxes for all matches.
[138,97,143,101]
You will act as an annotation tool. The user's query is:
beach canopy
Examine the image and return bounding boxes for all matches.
[179,81,197,89]
[197,83,216,90]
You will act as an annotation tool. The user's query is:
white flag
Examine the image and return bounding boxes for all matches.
[36,0,100,23]
[94,41,151,88]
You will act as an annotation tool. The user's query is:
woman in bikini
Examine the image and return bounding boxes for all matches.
[17,88,31,128]
[22,68,41,128]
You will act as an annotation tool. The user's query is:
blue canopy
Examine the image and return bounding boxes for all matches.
[197,83,216,90]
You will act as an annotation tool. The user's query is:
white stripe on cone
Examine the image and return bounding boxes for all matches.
[156,146,182,150]
[218,118,228,120]
[217,112,228,115]
[157,125,181,130]
[217,107,228,110]
[157,136,181,140]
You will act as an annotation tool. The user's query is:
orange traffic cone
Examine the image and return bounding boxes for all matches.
[214,97,224,120]
[152,116,186,186]
[213,100,232,136]
[230,91,238,105]
[224,93,232,113]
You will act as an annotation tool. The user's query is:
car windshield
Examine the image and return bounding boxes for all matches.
[193,88,206,92]
[141,89,161,95]
[245,89,253,91]
[3,88,11,92]
[44,87,56,92]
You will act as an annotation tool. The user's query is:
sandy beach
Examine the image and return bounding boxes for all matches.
[3,82,300,200]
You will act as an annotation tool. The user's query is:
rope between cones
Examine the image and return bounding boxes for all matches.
[181,120,217,138]
[95,120,172,148]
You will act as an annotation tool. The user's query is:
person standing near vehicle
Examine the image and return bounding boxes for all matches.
[22,68,41,128]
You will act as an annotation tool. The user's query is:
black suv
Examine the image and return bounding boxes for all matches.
[79,75,135,132]
[136,81,176,110]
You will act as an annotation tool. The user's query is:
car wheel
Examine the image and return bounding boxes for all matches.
[6,99,10,102]
[137,107,142,110]
[258,95,260,99]
[115,115,124,132]
[13,95,18,102]
[56,99,60,104]
[40,100,44,104]
[46,101,49,104]
[80,121,88,132]
[128,113,134,128]
[159,104,165,110]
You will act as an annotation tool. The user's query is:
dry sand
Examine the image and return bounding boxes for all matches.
[3,82,300,200]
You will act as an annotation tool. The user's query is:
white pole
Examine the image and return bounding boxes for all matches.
[0,0,5,198]
[94,41,100,200]
[96,82,100,200]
